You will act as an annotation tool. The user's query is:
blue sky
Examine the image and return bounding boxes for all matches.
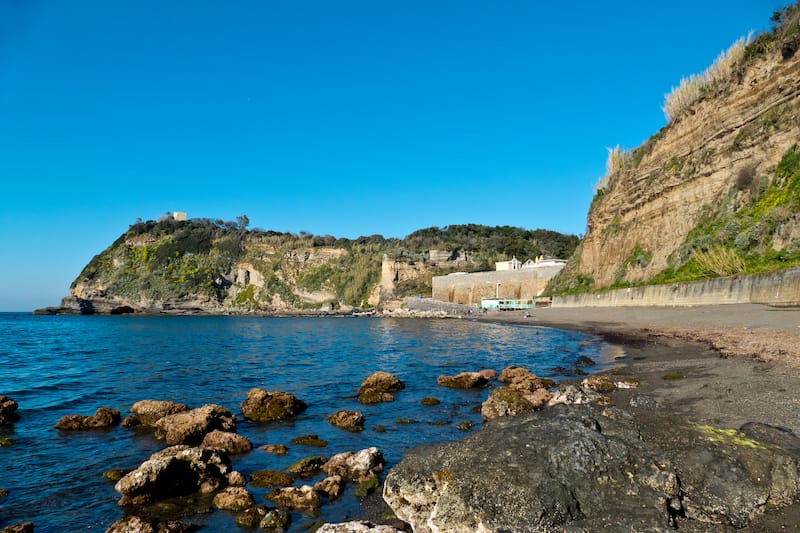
[0,0,781,311]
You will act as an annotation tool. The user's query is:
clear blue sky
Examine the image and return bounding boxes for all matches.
[0,0,781,311]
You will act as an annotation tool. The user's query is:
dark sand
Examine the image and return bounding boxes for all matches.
[477,303,800,531]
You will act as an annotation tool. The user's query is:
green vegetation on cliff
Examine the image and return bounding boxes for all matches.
[74,219,579,311]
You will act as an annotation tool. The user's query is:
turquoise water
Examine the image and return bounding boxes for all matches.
[0,313,610,531]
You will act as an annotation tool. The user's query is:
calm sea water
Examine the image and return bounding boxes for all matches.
[0,313,613,531]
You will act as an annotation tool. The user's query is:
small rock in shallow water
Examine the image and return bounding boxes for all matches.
[0,396,20,425]
[287,456,327,477]
[0,524,34,533]
[358,372,404,404]
[129,399,189,427]
[104,516,198,533]
[213,486,254,511]
[456,421,474,431]
[241,388,307,422]
[260,444,288,455]
[201,429,252,454]
[420,397,440,406]
[315,475,344,499]
[55,407,120,430]
[323,447,384,483]
[153,404,236,445]
[326,409,365,431]
[265,485,321,513]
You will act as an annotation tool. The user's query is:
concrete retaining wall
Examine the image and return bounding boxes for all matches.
[432,266,564,305]
[552,267,800,308]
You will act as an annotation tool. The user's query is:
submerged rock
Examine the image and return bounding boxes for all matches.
[241,388,307,422]
[153,404,236,445]
[357,372,404,404]
[384,404,800,531]
[114,445,238,506]
[0,396,20,425]
[436,372,487,389]
[326,409,365,431]
[54,407,120,430]
[290,434,328,447]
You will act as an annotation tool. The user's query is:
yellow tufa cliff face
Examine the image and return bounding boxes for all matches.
[554,16,800,292]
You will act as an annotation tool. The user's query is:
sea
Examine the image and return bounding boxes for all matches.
[0,312,614,531]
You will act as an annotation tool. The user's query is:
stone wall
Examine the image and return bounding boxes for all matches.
[552,267,800,308]
[432,266,564,305]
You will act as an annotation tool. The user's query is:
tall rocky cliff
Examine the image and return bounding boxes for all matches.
[550,6,800,293]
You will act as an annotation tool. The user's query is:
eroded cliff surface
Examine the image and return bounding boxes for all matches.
[552,9,800,293]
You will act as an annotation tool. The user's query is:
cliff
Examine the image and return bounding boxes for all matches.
[55,220,578,314]
[550,5,800,294]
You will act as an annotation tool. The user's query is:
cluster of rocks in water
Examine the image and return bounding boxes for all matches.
[5,358,800,532]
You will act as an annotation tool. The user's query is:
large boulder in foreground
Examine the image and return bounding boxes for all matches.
[357,372,404,404]
[240,388,307,422]
[54,407,120,430]
[0,396,20,425]
[384,404,800,532]
[114,445,241,506]
[154,404,236,445]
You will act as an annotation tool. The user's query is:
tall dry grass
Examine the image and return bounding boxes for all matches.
[692,245,745,278]
[594,145,630,193]
[662,34,752,123]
